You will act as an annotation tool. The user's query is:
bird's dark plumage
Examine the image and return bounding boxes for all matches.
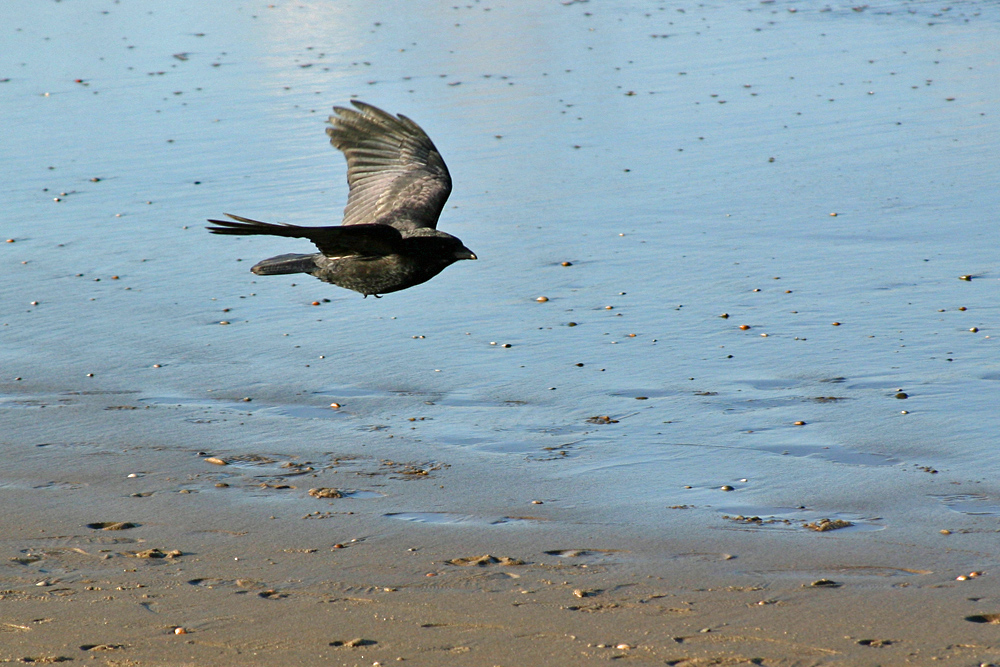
[207,101,476,297]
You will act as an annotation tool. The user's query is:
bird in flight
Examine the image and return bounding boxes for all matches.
[207,101,476,297]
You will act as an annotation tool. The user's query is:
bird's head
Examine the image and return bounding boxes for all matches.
[410,229,477,264]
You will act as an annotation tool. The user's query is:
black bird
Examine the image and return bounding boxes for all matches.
[207,101,476,297]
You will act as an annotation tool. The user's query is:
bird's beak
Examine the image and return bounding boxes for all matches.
[456,247,477,260]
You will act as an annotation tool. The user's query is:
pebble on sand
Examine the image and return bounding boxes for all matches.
[204,457,228,465]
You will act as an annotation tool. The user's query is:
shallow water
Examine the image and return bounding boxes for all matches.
[2,1,999,546]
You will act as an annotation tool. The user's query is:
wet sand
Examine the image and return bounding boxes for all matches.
[2,388,1000,666]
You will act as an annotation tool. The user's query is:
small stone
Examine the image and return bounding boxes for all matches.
[831,321,841,326]
[330,403,341,408]
[561,261,572,266]
[895,392,908,399]
[719,313,729,318]
[970,327,979,332]
[311,301,321,306]
[809,579,841,588]
[536,296,549,302]
[204,457,228,465]
[739,324,751,330]
[720,485,734,491]
[959,275,972,281]
[174,627,188,635]
[616,643,632,650]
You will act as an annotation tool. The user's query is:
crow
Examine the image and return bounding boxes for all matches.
[207,101,476,297]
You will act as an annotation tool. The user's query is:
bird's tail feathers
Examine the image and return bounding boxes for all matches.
[250,253,318,276]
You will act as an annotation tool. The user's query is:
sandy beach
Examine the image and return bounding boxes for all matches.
[3,0,1000,664]
[2,385,1000,665]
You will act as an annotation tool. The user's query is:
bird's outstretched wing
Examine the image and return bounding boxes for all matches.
[207,214,404,257]
[326,100,451,232]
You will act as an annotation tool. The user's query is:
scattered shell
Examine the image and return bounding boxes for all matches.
[330,403,341,409]
[446,554,524,567]
[616,643,633,650]
[561,261,572,266]
[804,518,852,532]
[203,457,228,466]
[964,613,1000,624]
[793,421,806,426]
[831,322,841,326]
[308,488,343,499]
[330,638,376,647]
[174,627,188,635]
[536,296,549,302]
[132,548,181,559]
[586,415,618,424]
[86,521,137,531]
[809,579,841,588]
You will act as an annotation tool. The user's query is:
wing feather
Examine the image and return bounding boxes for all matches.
[326,101,451,231]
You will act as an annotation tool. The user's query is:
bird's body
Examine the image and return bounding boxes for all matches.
[208,101,475,297]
